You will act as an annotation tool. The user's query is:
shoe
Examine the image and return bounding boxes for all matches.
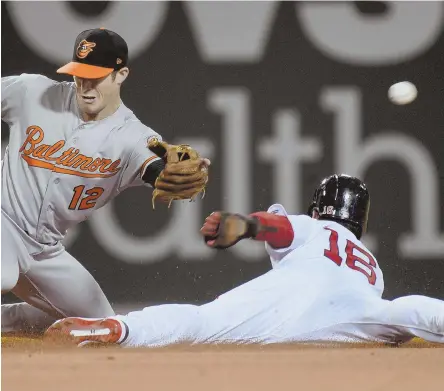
[44,317,128,346]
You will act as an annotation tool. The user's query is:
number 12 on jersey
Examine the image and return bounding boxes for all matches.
[324,227,377,285]
[69,185,104,210]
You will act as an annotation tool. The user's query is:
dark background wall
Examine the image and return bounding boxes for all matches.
[2,1,443,310]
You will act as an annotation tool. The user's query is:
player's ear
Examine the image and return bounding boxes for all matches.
[115,67,129,85]
[312,208,320,220]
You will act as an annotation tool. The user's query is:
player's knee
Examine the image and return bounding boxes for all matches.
[390,295,444,333]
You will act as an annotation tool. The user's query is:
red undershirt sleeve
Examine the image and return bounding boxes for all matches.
[253,204,315,267]
[249,212,294,249]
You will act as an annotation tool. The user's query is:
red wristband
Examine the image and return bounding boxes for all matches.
[249,212,294,249]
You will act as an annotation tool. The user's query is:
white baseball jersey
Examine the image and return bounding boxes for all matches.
[1,73,162,247]
[264,203,385,297]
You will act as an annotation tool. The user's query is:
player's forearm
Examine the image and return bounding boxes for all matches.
[248,212,294,249]
[142,159,165,186]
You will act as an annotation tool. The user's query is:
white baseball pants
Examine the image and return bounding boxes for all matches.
[112,266,444,347]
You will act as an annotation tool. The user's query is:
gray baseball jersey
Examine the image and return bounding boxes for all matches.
[1,73,162,332]
[2,73,161,246]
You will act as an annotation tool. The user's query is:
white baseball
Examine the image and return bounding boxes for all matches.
[388,81,418,105]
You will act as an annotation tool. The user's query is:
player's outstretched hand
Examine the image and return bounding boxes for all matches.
[200,211,258,249]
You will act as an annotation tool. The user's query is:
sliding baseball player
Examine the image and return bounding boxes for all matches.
[45,175,444,347]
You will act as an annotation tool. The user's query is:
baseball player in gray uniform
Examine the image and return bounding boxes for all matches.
[1,28,209,334]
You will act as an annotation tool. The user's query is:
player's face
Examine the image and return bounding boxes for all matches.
[74,68,129,121]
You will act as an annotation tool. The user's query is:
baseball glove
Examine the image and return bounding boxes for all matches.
[148,137,209,208]
[200,212,260,249]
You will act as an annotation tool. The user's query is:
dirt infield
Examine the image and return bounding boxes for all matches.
[2,338,443,391]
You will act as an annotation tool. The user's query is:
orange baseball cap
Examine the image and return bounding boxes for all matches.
[57,28,128,79]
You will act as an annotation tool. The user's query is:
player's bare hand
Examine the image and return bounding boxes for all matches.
[201,211,223,246]
[201,212,258,249]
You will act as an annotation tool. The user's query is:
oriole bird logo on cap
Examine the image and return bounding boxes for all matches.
[76,40,96,59]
